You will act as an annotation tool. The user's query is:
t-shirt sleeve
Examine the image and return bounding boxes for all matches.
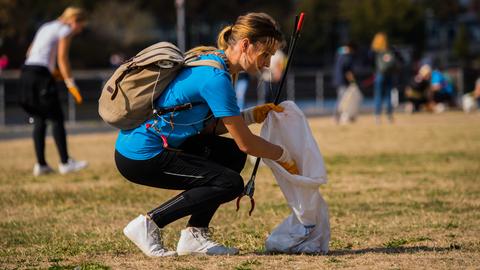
[431,72,442,86]
[58,25,72,39]
[200,72,240,118]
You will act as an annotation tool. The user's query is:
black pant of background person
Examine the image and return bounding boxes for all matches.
[115,134,247,228]
[19,65,69,165]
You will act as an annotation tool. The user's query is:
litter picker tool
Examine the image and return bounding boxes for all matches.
[236,12,305,216]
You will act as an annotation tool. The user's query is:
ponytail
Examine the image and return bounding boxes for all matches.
[217,26,233,50]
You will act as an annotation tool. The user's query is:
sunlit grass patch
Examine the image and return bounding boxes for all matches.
[1,112,479,269]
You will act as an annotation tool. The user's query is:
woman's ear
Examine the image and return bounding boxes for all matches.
[240,38,250,53]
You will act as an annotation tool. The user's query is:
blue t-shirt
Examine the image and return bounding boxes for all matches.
[431,70,454,95]
[115,53,240,160]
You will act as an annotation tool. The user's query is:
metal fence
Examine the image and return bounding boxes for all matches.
[0,68,343,126]
[0,67,468,126]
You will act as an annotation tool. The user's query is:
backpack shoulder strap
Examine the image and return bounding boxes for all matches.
[184,50,233,83]
[184,49,230,70]
[184,59,224,70]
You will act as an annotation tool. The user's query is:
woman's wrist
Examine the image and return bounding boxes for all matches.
[64,78,76,88]
[241,107,256,125]
[275,145,290,163]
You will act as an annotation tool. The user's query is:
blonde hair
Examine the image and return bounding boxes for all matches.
[185,13,283,83]
[59,6,87,22]
[216,12,284,53]
[371,32,388,52]
[419,64,432,78]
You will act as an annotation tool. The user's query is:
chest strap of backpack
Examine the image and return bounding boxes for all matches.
[153,101,203,116]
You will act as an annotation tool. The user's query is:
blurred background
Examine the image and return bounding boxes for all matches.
[0,0,479,125]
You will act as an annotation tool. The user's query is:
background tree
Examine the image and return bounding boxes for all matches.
[339,0,424,48]
[453,24,470,65]
[293,0,340,65]
[0,0,478,68]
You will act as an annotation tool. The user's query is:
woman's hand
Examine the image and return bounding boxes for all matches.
[241,103,284,125]
[65,78,83,104]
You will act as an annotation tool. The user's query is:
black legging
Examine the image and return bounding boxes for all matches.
[115,135,247,228]
[33,114,68,165]
[19,65,69,165]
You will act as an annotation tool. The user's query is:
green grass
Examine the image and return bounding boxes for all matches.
[1,112,479,269]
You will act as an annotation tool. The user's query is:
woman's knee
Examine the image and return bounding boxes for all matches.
[227,171,245,198]
[215,170,244,200]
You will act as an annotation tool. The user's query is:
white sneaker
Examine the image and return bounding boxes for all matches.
[58,158,88,174]
[33,164,54,177]
[176,227,239,256]
[123,215,176,257]
[434,103,446,113]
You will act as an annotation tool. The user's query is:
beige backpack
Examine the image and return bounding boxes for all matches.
[98,42,225,130]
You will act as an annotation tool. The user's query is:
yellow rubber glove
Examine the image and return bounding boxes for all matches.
[276,146,299,175]
[253,103,284,123]
[277,160,299,175]
[242,103,284,125]
[68,86,83,104]
[65,78,83,104]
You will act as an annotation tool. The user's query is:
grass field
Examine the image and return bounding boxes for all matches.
[1,112,479,269]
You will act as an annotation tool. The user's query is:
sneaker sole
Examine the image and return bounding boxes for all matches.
[59,165,87,175]
[177,251,207,256]
[177,250,238,256]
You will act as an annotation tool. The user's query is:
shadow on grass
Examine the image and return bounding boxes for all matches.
[327,245,455,256]
[253,245,456,256]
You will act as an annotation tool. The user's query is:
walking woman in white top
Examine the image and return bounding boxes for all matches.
[19,6,88,176]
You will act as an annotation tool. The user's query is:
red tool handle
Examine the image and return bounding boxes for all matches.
[296,12,305,32]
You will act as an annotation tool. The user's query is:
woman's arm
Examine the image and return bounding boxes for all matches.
[222,115,282,160]
[57,35,73,79]
[208,103,282,135]
[57,34,83,104]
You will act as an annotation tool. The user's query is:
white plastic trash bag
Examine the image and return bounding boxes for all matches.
[261,101,330,254]
[338,83,363,123]
[462,93,478,113]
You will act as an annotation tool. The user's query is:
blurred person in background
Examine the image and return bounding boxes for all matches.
[462,76,480,113]
[0,54,8,73]
[235,72,250,110]
[428,66,456,113]
[109,52,125,68]
[258,48,286,104]
[475,77,480,105]
[332,42,356,122]
[371,32,397,124]
[116,12,298,257]
[18,6,88,176]
[405,64,432,113]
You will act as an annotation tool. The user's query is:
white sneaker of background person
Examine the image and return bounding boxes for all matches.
[434,103,446,113]
[123,214,177,257]
[177,227,239,256]
[33,164,54,177]
[58,158,88,174]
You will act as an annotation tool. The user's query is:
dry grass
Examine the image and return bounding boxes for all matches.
[1,111,479,269]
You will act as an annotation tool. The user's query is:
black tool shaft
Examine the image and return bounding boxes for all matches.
[246,12,305,193]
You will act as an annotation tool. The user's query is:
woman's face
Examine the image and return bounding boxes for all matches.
[241,41,277,76]
[69,19,87,35]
